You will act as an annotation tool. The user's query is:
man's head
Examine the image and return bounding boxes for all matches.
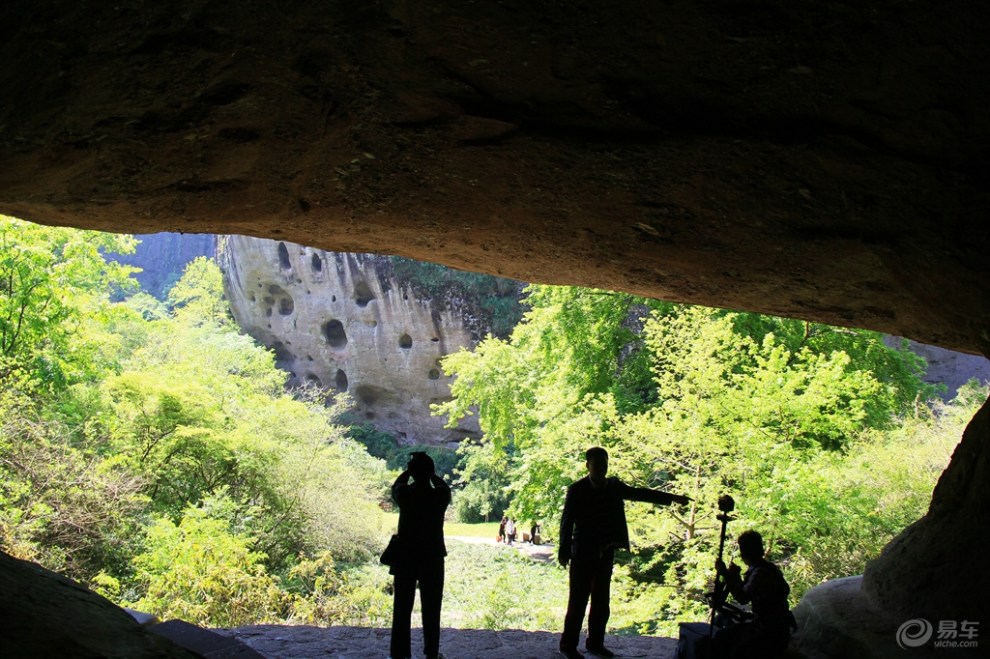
[737,530,765,565]
[585,446,609,484]
[408,451,435,482]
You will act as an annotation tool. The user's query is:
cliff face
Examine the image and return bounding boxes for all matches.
[118,233,217,299]
[217,235,479,446]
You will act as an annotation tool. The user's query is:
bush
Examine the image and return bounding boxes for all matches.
[129,505,285,626]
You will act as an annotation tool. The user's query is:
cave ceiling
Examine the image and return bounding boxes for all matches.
[1,0,988,354]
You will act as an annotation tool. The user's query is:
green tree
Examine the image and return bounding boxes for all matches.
[0,216,138,391]
[128,503,285,626]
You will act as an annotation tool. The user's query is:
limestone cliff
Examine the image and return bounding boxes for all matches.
[217,235,480,446]
[118,233,217,299]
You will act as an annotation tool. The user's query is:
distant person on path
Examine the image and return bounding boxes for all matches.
[531,521,542,545]
[389,452,451,659]
[506,518,516,545]
[499,515,508,543]
[558,446,691,659]
[713,530,795,659]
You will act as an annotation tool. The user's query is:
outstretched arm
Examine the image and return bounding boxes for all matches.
[618,480,691,506]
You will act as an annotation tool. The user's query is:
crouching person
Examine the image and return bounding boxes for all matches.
[713,530,796,659]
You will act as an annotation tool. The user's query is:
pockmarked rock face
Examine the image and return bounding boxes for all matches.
[217,235,479,445]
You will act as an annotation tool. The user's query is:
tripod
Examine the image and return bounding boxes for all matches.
[707,495,735,640]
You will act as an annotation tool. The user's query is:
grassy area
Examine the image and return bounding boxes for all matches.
[445,520,501,538]
[380,513,502,540]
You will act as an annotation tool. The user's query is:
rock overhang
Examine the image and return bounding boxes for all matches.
[0,0,987,354]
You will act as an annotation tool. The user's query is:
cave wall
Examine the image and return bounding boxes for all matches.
[1,1,988,355]
[862,394,990,625]
[217,235,479,445]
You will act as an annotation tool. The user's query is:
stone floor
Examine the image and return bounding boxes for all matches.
[215,626,679,659]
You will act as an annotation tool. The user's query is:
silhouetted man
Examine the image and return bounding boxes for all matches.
[559,446,691,659]
[714,530,794,659]
[389,452,451,659]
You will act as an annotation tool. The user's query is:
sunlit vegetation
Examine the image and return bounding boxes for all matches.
[438,285,985,634]
[0,215,984,636]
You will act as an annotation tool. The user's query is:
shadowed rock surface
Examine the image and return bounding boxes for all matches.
[1,1,988,355]
[215,625,679,659]
[0,551,197,659]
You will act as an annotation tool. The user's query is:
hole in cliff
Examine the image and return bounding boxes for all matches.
[428,368,440,380]
[431,337,440,342]
[306,374,322,386]
[278,295,294,315]
[277,242,291,269]
[354,384,383,406]
[366,320,378,328]
[311,253,322,272]
[265,307,273,317]
[399,333,413,349]
[334,369,348,392]
[272,341,295,370]
[354,280,375,307]
[323,319,347,348]
[332,295,337,302]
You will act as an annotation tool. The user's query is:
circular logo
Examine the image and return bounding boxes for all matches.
[896,618,934,649]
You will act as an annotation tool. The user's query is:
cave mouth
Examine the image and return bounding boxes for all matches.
[277,242,291,270]
[334,368,348,392]
[322,319,347,348]
[354,280,375,307]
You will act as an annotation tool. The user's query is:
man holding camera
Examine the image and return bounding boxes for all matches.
[713,530,794,659]
[558,446,691,659]
[389,452,451,659]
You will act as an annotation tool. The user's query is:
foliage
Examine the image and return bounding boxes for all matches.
[285,554,392,626]
[165,256,232,325]
[0,220,392,628]
[0,215,138,391]
[388,256,523,338]
[347,423,399,460]
[439,540,568,631]
[0,387,147,579]
[94,261,390,567]
[437,283,964,630]
[128,504,286,626]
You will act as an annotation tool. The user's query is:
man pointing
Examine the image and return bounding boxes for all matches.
[558,446,690,659]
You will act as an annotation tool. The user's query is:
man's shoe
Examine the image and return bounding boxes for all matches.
[585,644,615,658]
[559,649,584,659]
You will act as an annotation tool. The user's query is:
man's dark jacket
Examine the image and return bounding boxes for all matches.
[392,475,450,564]
[559,475,679,560]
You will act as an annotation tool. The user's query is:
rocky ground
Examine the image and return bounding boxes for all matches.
[215,625,678,659]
